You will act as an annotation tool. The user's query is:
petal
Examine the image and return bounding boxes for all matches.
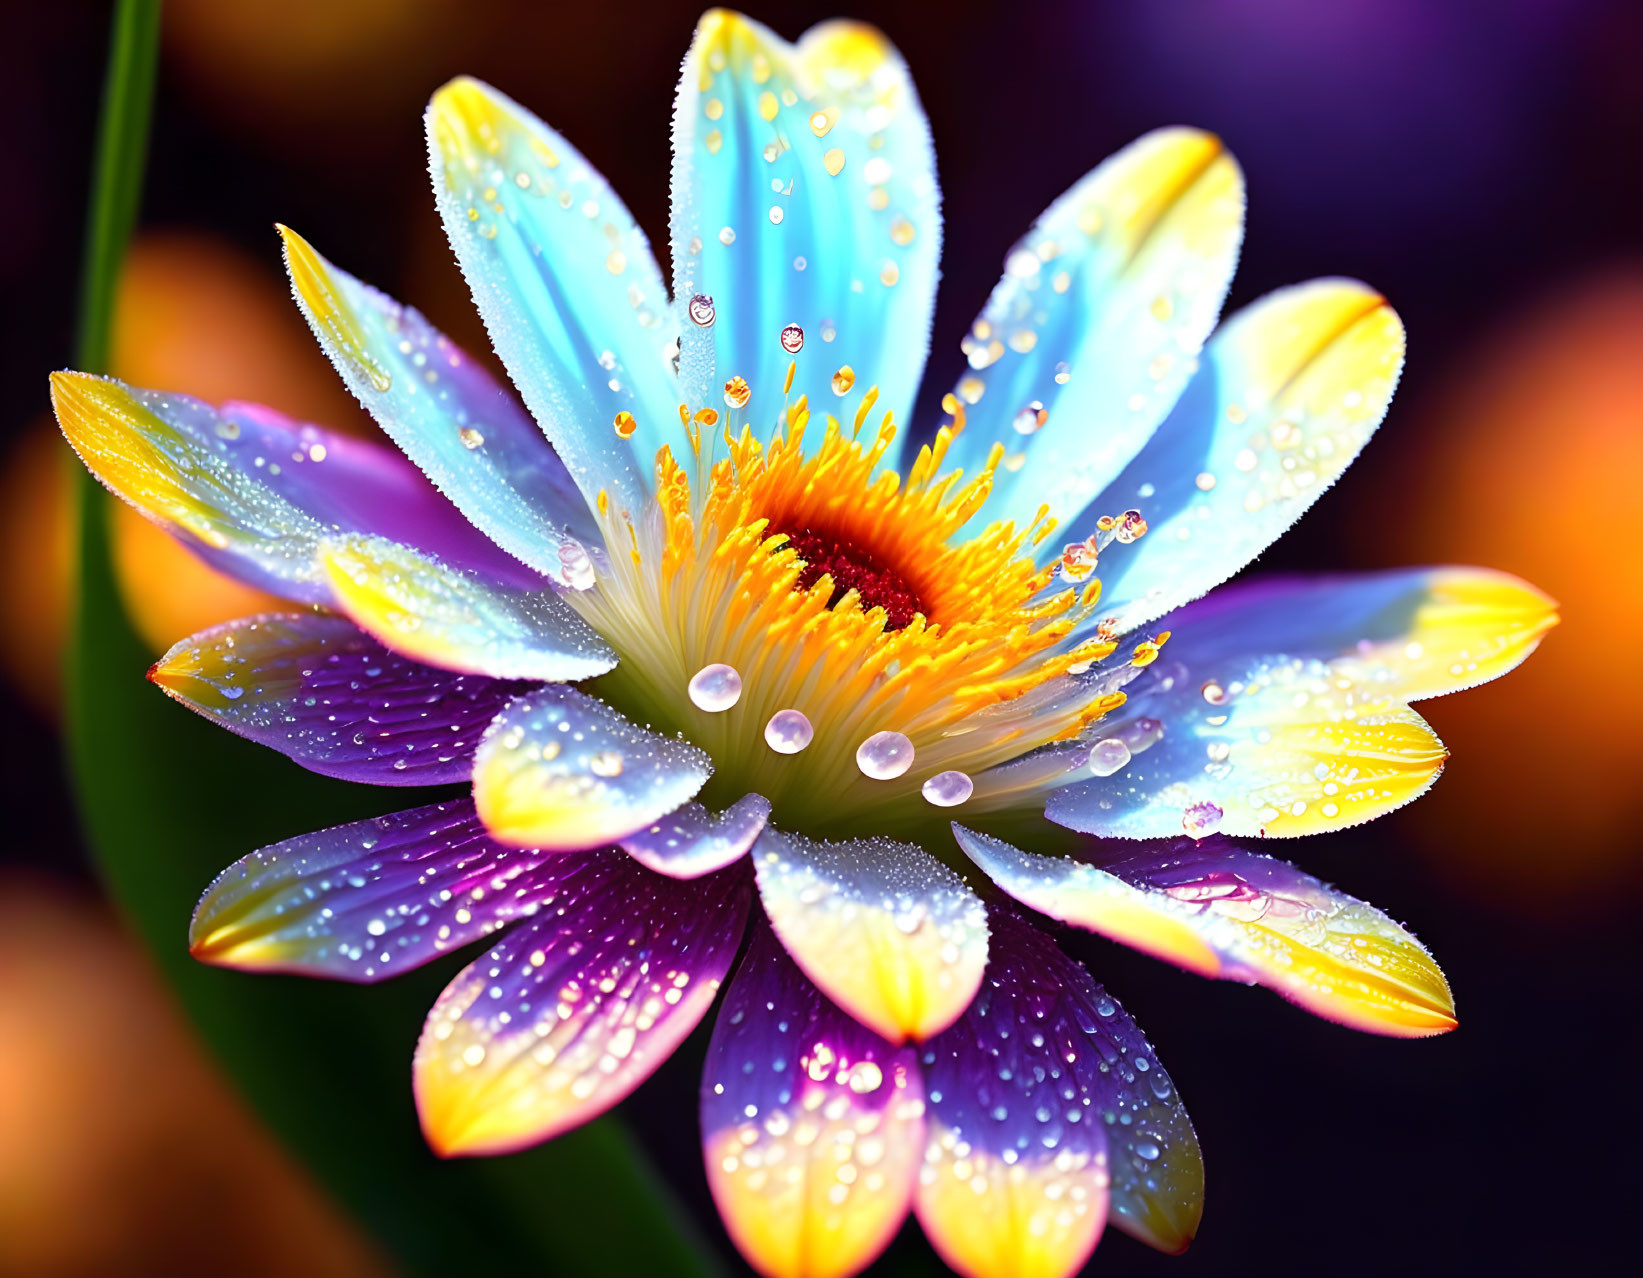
[701,915,924,1278]
[416,852,749,1156]
[752,826,988,1042]
[1044,650,1449,839]
[320,533,615,681]
[190,798,548,980]
[427,76,675,517]
[619,793,771,878]
[917,909,1202,1268]
[671,11,940,436]
[150,612,525,785]
[955,827,1455,1037]
[472,685,711,850]
[279,226,602,584]
[931,127,1243,533]
[1084,280,1405,633]
[50,372,537,602]
[1158,567,1558,702]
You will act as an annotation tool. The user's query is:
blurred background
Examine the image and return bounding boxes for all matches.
[2,0,1639,1274]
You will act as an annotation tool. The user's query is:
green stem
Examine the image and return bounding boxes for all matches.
[62,5,720,1273]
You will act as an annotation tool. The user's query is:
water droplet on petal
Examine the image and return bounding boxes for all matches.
[831,366,856,396]
[723,376,751,409]
[780,324,805,354]
[856,731,914,780]
[612,410,637,439]
[764,709,813,754]
[1087,738,1131,776]
[1182,800,1224,836]
[921,770,973,807]
[589,750,624,778]
[688,663,742,712]
[1201,681,1226,705]
[1012,401,1048,435]
[688,293,716,326]
[458,426,485,450]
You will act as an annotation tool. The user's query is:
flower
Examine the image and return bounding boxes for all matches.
[50,10,1555,1277]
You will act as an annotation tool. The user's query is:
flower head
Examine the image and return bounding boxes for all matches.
[52,10,1554,1276]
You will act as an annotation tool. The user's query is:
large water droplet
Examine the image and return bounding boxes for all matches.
[921,770,973,807]
[688,293,716,326]
[764,709,813,754]
[831,365,856,396]
[1087,737,1131,776]
[458,426,485,450]
[688,663,742,712]
[780,323,805,354]
[856,731,914,780]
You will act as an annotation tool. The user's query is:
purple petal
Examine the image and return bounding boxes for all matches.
[49,371,540,605]
[190,799,553,981]
[701,914,925,1278]
[619,794,771,878]
[151,612,526,785]
[417,853,749,1156]
[917,909,1202,1265]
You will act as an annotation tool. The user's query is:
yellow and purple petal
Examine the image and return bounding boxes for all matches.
[471,685,711,850]
[320,533,615,681]
[150,611,525,785]
[1085,279,1405,633]
[934,126,1244,533]
[416,852,749,1157]
[955,827,1456,1037]
[916,909,1202,1272]
[672,10,940,437]
[49,372,537,603]
[702,914,925,1278]
[1163,567,1558,703]
[753,826,988,1043]
[426,76,675,517]
[1045,654,1449,839]
[619,793,771,878]
[279,226,602,586]
[190,799,550,980]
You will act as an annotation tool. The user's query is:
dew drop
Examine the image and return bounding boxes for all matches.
[1182,800,1224,836]
[458,426,485,450]
[764,709,814,754]
[831,365,856,396]
[780,323,805,354]
[688,293,716,326]
[1012,400,1048,435]
[1201,681,1226,706]
[856,731,914,780]
[1087,737,1131,776]
[589,750,624,778]
[723,376,751,409]
[1114,509,1149,543]
[718,226,737,246]
[612,410,637,439]
[688,663,742,713]
[921,770,973,807]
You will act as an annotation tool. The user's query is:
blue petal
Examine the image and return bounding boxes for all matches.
[924,128,1243,535]
[280,226,602,585]
[1074,280,1404,634]
[427,77,677,518]
[670,12,940,445]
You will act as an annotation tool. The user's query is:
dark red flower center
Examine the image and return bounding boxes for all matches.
[781,526,927,630]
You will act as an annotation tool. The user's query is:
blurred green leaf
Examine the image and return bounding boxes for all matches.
[64,4,720,1274]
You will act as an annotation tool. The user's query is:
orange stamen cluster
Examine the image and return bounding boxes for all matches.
[569,388,1126,829]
